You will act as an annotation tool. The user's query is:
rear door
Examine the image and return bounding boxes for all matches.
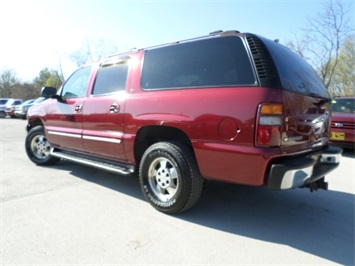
[281,91,331,152]
[260,36,331,152]
[81,57,130,161]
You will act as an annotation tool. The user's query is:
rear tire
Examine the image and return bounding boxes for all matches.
[25,126,60,165]
[139,141,203,214]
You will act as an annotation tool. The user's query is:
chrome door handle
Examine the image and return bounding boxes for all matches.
[74,105,82,112]
[109,103,119,113]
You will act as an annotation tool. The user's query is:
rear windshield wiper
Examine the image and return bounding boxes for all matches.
[310,93,331,107]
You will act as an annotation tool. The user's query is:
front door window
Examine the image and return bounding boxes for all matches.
[61,66,92,99]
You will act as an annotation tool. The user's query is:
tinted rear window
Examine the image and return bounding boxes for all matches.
[141,36,256,90]
[261,36,329,99]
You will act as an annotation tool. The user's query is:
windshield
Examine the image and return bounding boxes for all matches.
[332,98,355,113]
[23,99,34,105]
[33,97,45,104]
[0,99,9,105]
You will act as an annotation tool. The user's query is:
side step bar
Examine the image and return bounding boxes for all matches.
[50,148,135,175]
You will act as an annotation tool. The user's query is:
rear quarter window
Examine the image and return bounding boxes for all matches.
[141,36,256,90]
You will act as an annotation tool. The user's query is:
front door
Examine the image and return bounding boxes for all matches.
[44,66,92,153]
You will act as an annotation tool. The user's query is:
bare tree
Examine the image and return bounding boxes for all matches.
[0,69,20,98]
[12,83,39,100]
[286,35,308,58]
[287,0,353,96]
[55,51,66,83]
[69,38,118,67]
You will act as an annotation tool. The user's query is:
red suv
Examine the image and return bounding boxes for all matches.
[330,97,355,149]
[25,30,342,214]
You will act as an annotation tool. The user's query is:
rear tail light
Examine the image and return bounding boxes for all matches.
[256,103,283,147]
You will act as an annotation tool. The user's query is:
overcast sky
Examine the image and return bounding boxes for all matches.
[0,0,354,82]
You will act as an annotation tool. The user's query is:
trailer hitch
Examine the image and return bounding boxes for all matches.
[305,177,328,192]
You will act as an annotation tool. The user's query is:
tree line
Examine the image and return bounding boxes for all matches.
[0,68,63,100]
[0,0,353,100]
[0,37,118,101]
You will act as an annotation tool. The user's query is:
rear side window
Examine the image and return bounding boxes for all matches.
[261,36,329,99]
[92,63,128,95]
[141,36,256,90]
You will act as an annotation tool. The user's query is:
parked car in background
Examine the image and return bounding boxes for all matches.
[14,99,35,118]
[0,98,13,118]
[0,98,10,118]
[330,97,355,150]
[18,97,46,119]
[0,98,23,118]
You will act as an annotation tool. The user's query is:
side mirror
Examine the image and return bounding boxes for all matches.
[41,87,57,99]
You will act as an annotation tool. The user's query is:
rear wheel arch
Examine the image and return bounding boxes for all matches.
[134,125,194,165]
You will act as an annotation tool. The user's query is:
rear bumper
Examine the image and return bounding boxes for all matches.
[267,146,342,190]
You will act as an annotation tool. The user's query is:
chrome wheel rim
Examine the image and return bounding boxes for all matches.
[148,157,179,202]
[31,134,51,160]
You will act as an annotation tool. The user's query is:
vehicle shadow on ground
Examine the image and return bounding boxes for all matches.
[54,161,354,265]
[181,182,354,265]
[342,149,355,158]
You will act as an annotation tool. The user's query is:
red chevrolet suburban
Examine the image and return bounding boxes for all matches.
[25,30,342,214]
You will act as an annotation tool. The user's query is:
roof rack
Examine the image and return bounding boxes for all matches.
[103,30,242,59]
[221,30,241,35]
[140,30,243,51]
[209,30,223,35]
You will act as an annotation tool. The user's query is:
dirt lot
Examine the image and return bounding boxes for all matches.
[1,118,354,265]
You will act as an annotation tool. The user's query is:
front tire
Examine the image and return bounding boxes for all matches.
[139,142,203,214]
[25,126,60,165]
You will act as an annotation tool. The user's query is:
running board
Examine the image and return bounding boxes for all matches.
[50,148,135,175]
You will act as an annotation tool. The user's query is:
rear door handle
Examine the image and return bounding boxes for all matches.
[109,103,120,113]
